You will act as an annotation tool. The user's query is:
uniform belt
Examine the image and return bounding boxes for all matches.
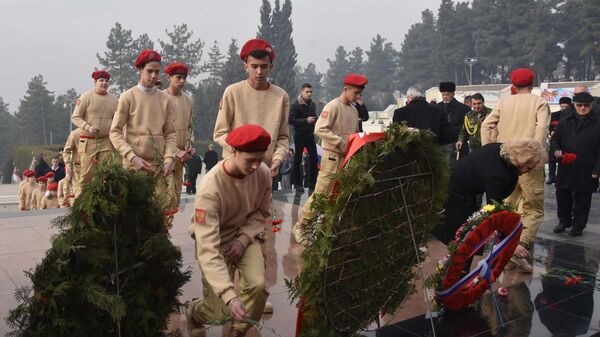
[80,135,96,139]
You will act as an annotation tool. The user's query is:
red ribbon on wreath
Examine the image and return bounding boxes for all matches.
[561,152,577,165]
[436,210,522,311]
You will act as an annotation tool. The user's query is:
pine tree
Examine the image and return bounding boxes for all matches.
[97,23,138,95]
[53,89,79,145]
[6,157,191,336]
[398,10,439,90]
[14,75,56,146]
[295,63,324,97]
[132,33,155,52]
[324,46,350,100]
[202,41,225,87]
[0,97,14,180]
[257,0,273,43]
[220,39,246,86]
[348,47,365,75]
[269,0,297,96]
[580,0,600,80]
[472,0,511,82]
[158,24,204,78]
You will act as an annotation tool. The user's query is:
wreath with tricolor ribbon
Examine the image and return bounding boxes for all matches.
[426,203,522,311]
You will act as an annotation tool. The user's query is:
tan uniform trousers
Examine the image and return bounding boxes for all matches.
[298,150,344,225]
[504,166,545,247]
[189,243,268,332]
[167,159,184,209]
[77,137,113,188]
[71,164,82,199]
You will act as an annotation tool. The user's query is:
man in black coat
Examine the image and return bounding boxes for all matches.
[289,83,318,192]
[392,85,455,145]
[203,144,219,172]
[546,97,572,184]
[436,81,470,159]
[186,153,202,195]
[550,92,600,236]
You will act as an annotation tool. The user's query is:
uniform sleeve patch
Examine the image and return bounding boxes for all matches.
[75,99,81,106]
[195,209,206,224]
[321,111,329,118]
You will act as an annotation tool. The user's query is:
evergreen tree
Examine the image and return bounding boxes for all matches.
[97,23,138,95]
[257,0,273,43]
[53,89,79,145]
[472,0,511,82]
[220,39,246,86]
[202,41,225,87]
[269,0,297,96]
[580,0,600,80]
[132,33,155,52]
[348,47,365,75]
[324,46,350,100]
[192,43,225,142]
[364,35,399,110]
[14,75,56,145]
[398,10,438,90]
[0,97,15,179]
[158,24,205,78]
[555,0,585,80]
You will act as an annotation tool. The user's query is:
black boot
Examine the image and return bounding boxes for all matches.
[569,225,584,237]
[553,222,571,233]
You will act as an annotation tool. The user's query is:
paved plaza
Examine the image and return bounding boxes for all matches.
[1,182,600,336]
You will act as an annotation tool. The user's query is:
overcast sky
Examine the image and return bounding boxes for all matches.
[0,0,442,112]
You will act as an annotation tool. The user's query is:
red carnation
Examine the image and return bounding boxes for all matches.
[271,219,283,226]
[183,181,192,187]
[550,121,559,126]
[561,152,577,165]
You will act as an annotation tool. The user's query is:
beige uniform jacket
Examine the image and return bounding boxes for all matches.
[63,129,81,166]
[481,93,550,146]
[30,189,45,210]
[110,86,177,166]
[71,90,118,150]
[192,161,272,304]
[19,181,36,210]
[164,90,194,151]
[42,196,59,209]
[213,81,289,165]
[316,98,360,154]
[57,179,72,207]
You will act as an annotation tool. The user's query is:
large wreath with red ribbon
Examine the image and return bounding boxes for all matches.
[426,204,522,311]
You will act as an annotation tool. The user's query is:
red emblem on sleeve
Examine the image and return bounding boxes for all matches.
[195,209,206,224]
[321,111,329,118]
[75,99,81,106]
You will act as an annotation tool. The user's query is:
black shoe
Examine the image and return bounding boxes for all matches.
[553,222,571,233]
[569,227,584,236]
[546,179,555,185]
[295,186,305,193]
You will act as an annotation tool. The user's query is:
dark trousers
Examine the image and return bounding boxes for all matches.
[186,174,198,194]
[548,151,557,182]
[293,133,318,189]
[556,188,592,229]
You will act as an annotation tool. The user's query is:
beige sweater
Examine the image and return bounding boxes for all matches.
[63,129,81,166]
[57,179,72,207]
[110,86,177,166]
[213,80,290,165]
[30,189,45,210]
[72,90,118,148]
[19,181,36,210]
[192,160,271,304]
[481,93,550,146]
[164,90,194,150]
[316,98,360,154]
[42,196,59,209]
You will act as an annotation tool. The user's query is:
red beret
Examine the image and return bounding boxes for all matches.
[47,182,58,191]
[240,39,274,62]
[134,49,161,69]
[226,125,271,152]
[344,74,369,88]
[91,70,110,81]
[510,68,535,87]
[37,176,48,183]
[23,170,35,178]
[164,62,189,76]
[45,172,55,178]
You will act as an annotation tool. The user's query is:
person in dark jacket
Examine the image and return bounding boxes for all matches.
[34,154,50,178]
[49,156,65,183]
[289,83,318,192]
[186,153,203,195]
[392,85,455,145]
[550,92,600,236]
[353,93,369,132]
[436,81,470,160]
[546,97,572,184]
[203,144,219,172]
[433,139,546,246]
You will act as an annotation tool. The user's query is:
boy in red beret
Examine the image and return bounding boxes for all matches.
[110,49,177,221]
[18,170,37,211]
[42,182,59,209]
[30,176,48,210]
[163,62,195,209]
[57,171,74,208]
[63,129,82,199]
[71,70,118,190]
[187,125,272,337]
[44,171,55,184]
[481,67,550,273]
[213,38,289,178]
[292,74,368,244]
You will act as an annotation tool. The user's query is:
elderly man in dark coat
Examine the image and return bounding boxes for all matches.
[437,81,470,159]
[551,92,600,236]
[392,85,455,145]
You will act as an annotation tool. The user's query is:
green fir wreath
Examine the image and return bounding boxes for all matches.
[287,123,448,337]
